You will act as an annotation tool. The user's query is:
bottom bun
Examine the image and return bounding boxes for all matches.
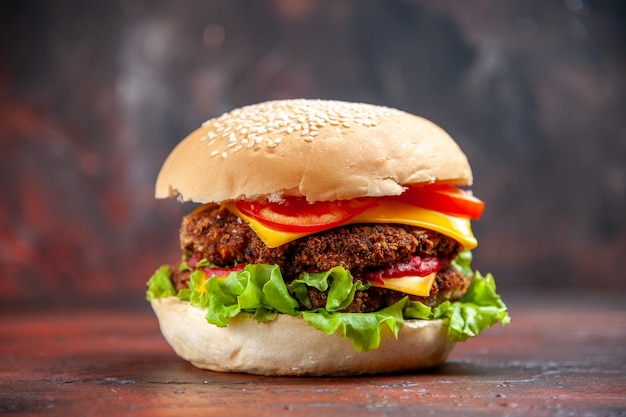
[151,297,455,376]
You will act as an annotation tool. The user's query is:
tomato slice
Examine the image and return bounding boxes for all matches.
[360,255,443,285]
[235,197,377,233]
[391,184,485,219]
[204,264,245,278]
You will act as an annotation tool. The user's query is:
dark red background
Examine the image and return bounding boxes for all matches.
[1,0,624,309]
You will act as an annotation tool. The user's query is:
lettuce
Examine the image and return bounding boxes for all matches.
[288,267,368,311]
[433,271,511,341]
[195,264,299,326]
[146,251,510,351]
[451,249,474,277]
[146,265,177,300]
[301,300,406,351]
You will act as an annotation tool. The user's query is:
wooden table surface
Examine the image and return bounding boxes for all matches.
[1,295,625,417]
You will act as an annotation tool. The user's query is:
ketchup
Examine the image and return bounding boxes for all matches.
[186,253,203,269]
[186,253,245,277]
[361,256,443,285]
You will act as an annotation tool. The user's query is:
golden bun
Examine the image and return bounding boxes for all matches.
[155,99,472,203]
[151,297,455,376]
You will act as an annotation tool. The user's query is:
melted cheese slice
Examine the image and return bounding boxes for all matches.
[225,200,477,250]
[369,272,437,297]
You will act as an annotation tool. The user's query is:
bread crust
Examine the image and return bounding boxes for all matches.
[155,99,472,204]
[151,297,455,376]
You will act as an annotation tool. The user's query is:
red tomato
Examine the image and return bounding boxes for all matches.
[204,264,245,278]
[235,197,377,233]
[360,255,443,285]
[392,184,485,219]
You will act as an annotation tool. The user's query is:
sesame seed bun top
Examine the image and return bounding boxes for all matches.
[155,99,473,203]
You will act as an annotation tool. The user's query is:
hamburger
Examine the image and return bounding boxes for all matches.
[146,99,510,376]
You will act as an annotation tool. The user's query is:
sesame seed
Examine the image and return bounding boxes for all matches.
[197,99,400,156]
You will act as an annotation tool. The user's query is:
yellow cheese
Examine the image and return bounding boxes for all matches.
[349,200,477,249]
[369,272,437,297]
[196,271,208,293]
[196,271,231,293]
[225,200,477,249]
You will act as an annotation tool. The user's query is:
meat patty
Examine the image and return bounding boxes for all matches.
[172,204,470,312]
[180,205,462,276]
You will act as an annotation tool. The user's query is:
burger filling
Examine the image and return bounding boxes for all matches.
[171,204,469,313]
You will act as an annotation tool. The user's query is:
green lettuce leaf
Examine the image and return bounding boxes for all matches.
[202,264,300,326]
[146,251,510,351]
[302,299,406,351]
[288,267,368,311]
[404,299,433,319]
[146,265,177,300]
[451,249,474,277]
[433,271,511,341]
